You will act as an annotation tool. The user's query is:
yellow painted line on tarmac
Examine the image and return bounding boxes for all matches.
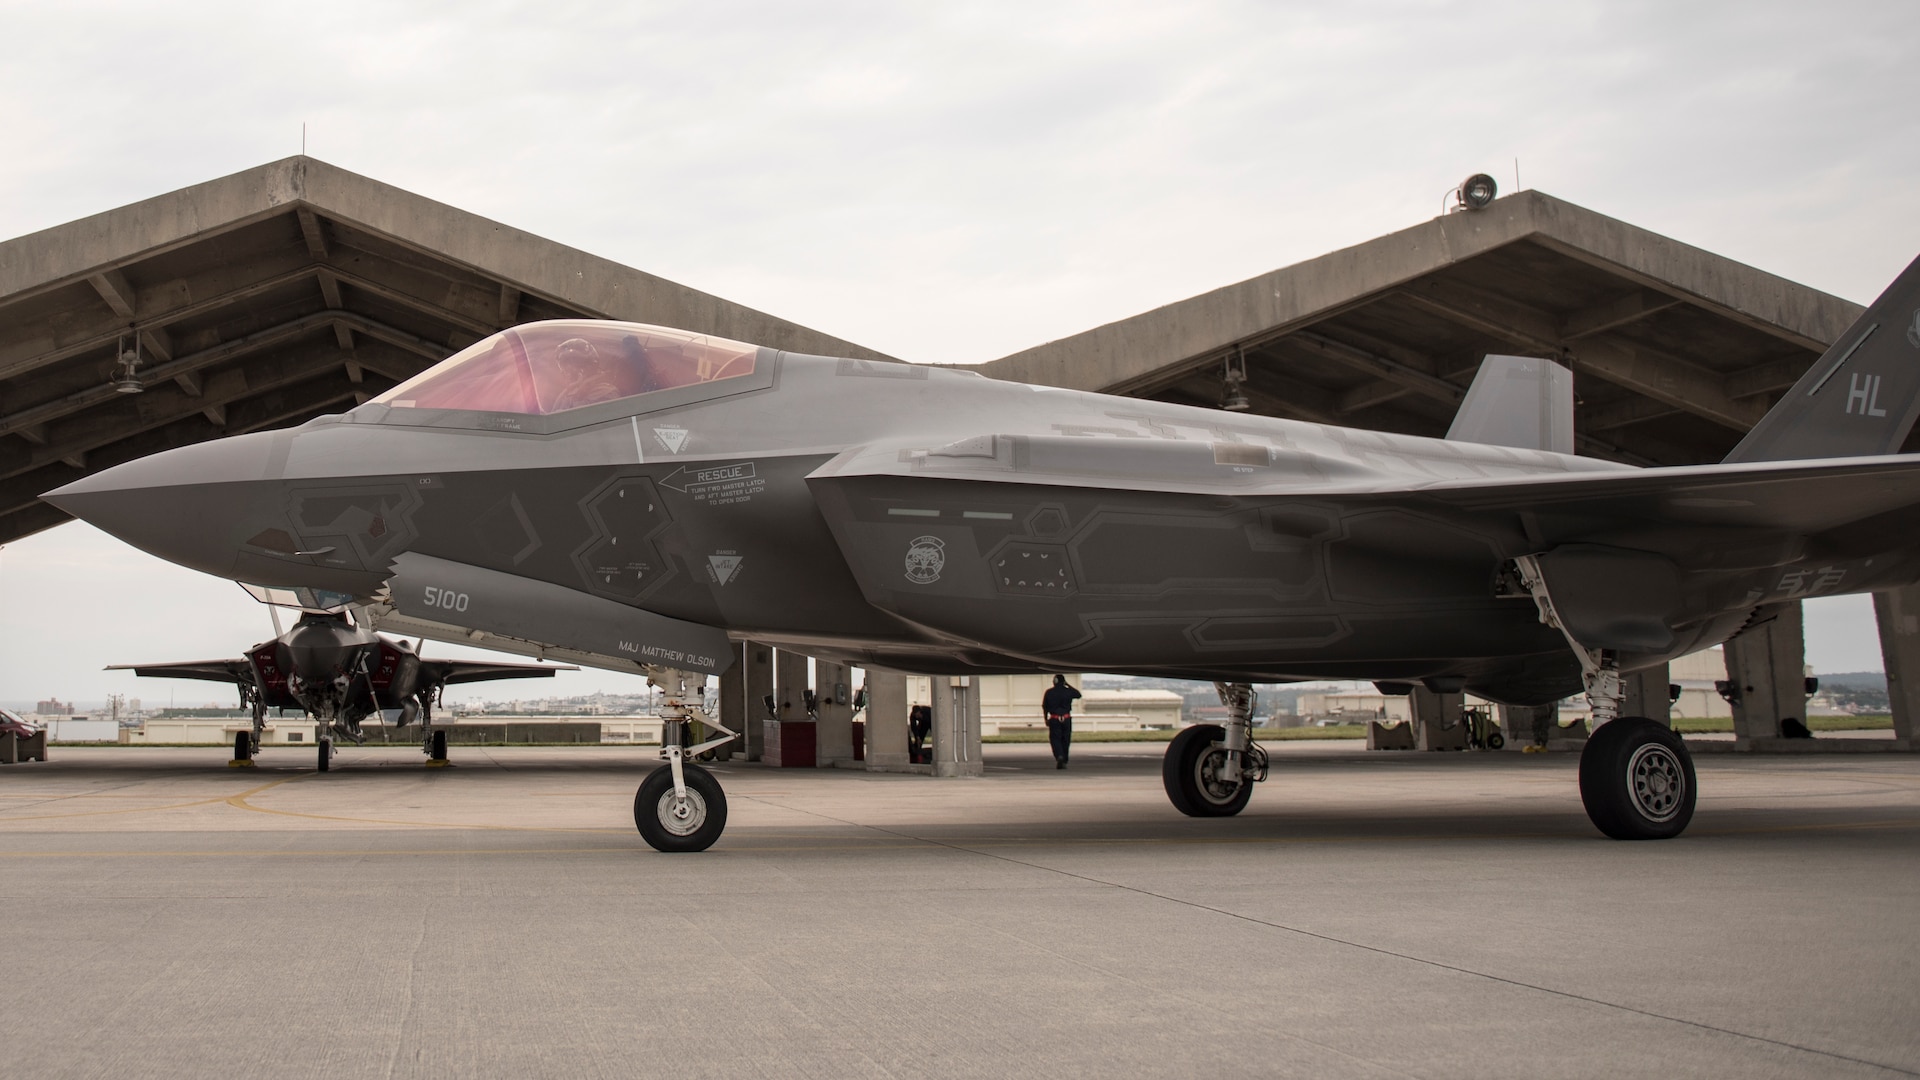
[0,776,307,821]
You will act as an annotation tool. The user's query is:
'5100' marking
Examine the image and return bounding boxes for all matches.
[423,586,470,613]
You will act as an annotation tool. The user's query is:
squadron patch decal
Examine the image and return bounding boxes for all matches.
[904,536,946,585]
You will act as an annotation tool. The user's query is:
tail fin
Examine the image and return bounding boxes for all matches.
[1724,253,1920,463]
[1445,354,1574,454]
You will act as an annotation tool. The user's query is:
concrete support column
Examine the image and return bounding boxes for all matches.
[929,675,983,777]
[862,669,913,772]
[1873,587,1920,748]
[1411,687,1468,750]
[1723,602,1809,746]
[714,641,746,762]
[764,647,814,767]
[774,649,810,723]
[815,660,855,767]
[740,641,771,762]
[1622,662,1673,726]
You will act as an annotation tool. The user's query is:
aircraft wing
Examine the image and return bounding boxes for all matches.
[807,441,1920,660]
[104,659,254,684]
[809,434,1920,545]
[417,659,576,687]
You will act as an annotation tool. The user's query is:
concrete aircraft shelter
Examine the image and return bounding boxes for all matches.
[3,156,1917,752]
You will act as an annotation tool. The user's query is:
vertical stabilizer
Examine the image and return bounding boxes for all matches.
[1445,354,1575,454]
[1725,253,1920,463]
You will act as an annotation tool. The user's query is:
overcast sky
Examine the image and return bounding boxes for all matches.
[3,1,1917,708]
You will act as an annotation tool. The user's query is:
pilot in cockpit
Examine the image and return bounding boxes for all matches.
[550,337,623,411]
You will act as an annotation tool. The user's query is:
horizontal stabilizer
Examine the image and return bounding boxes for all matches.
[103,659,252,684]
[1445,355,1574,454]
[422,659,574,686]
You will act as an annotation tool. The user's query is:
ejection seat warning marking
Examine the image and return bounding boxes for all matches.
[660,462,764,506]
[654,426,690,454]
[709,553,743,586]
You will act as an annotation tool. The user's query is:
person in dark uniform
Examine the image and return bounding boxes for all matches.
[1041,674,1082,769]
[908,704,932,765]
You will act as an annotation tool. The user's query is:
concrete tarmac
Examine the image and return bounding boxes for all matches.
[1,741,1917,1079]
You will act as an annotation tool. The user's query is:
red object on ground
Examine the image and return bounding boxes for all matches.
[764,720,816,768]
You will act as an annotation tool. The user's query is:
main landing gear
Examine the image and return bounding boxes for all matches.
[1513,555,1698,840]
[633,668,738,852]
[230,694,265,768]
[1163,682,1268,817]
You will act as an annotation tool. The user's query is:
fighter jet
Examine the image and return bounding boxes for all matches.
[45,252,1920,851]
[110,585,572,770]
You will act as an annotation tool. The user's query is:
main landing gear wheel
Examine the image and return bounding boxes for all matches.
[1163,724,1254,818]
[231,730,254,765]
[429,730,448,762]
[1579,717,1696,840]
[634,763,727,853]
[317,737,332,773]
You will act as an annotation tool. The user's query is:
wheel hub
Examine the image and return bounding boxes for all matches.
[1627,744,1684,822]
[655,790,708,836]
[1195,748,1244,805]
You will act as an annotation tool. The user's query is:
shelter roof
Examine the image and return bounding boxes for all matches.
[1,161,1879,548]
[978,190,1871,468]
[0,156,890,544]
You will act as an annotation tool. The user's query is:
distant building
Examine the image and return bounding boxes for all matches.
[35,697,69,716]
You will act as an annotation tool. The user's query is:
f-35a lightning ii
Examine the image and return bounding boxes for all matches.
[46,252,1920,851]
[110,584,571,770]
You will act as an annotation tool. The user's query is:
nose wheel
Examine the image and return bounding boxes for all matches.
[634,763,728,852]
[317,737,333,772]
[633,666,738,852]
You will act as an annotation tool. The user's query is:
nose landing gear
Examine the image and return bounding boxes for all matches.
[634,668,738,852]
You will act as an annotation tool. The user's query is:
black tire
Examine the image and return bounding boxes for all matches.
[233,730,252,761]
[1162,724,1254,818]
[317,738,331,773]
[1486,731,1505,751]
[1578,717,1695,840]
[634,763,728,852]
[429,729,448,761]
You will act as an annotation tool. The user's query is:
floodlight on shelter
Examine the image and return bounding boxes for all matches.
[1450,173,1498,212]
[111,335,143,394]
[1221,347,1251,411]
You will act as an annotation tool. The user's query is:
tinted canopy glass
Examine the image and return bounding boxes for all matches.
[372,321,758,416]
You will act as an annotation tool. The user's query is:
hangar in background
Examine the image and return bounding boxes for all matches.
[979,188,1873,469]
[0,157,892,547]
[4,156,1912,751]
[0,157,1874,545]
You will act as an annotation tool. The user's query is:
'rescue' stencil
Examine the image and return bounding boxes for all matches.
[904,536,946,584]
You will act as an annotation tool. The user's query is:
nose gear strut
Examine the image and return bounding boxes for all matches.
[635,667,738,852]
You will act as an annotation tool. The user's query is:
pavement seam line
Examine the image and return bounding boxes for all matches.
[949,841,1920,1078]
[745,795,1918,1078]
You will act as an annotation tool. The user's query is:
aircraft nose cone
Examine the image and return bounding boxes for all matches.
[42,432,289,580]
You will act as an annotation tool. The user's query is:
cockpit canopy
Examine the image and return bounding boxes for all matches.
[370,321,759,417]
